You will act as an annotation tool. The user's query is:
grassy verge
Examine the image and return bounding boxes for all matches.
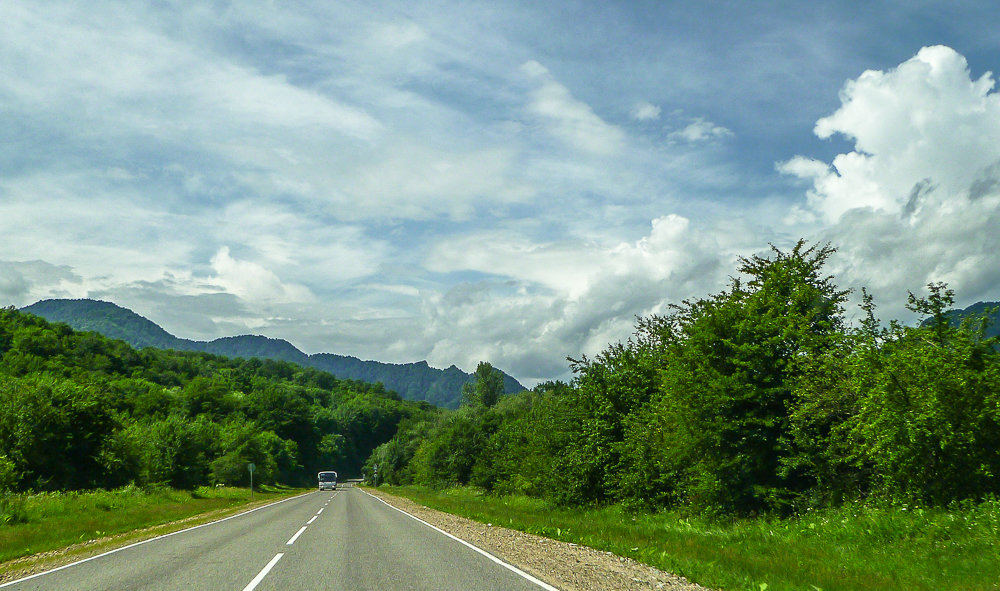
[0,484,306,574]
[377,485,1000,591]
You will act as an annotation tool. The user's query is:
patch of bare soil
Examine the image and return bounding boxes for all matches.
[364,488,715,591]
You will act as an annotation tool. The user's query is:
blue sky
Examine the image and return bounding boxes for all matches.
[4,1,1000,385]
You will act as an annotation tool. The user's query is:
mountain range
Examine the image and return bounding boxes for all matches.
[20,299,524,409]
[942,301,1000,338]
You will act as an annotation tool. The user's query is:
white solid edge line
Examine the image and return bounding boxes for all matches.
[241,552,284,591]
[0,491,315,589]
[285,525,307,545]
[361,489,561,591]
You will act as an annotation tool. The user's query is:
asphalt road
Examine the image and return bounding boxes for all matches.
[1,486,555,591]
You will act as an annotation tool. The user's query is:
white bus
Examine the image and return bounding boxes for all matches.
[317,471,338,491]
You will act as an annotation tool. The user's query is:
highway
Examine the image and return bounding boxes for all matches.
[1,486,556,591]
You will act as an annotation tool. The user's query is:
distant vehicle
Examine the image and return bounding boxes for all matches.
[318,471,338,491]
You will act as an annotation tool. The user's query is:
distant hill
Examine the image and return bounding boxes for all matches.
[942,301,1000,339]
[22,298,182,350]
[20,299,524,408]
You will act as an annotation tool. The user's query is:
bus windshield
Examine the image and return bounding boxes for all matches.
[318,471,337,482]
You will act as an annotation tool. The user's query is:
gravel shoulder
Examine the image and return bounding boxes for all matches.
[363,487,715,591]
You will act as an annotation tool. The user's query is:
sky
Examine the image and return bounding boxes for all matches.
[4,1,1000,386]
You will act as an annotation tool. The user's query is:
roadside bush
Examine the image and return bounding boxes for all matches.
[850,297,1000,504]
[0,492,28,525]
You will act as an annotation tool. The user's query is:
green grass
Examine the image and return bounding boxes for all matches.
[377,486,1000,591]
[0,484,306,567]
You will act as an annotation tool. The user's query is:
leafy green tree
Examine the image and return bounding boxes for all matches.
[210,419,293,486]
[0,374,121,490]
[462,362,505,409]
[847,285,1000,504]
[316,433,346,470]
[551,315,674,506]
[144,415,220,489]
[99,418,155,487]
[784,328,873,507]
[182,376,238,419]
[472,382,575,497]
[366,436,407,486]
[622,241,850,514]
[363,411,440,486]
[787,284,1000,507]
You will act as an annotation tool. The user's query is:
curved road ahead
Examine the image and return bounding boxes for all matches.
[1,486,555,591]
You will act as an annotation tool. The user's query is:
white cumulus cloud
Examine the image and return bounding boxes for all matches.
[781,45,1000,311]
[209,247,314,305]
[783,45,1000,223]
[422,214,736,383]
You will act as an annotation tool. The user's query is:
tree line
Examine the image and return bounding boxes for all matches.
[367,241,1000,515]
[0,308,433,492]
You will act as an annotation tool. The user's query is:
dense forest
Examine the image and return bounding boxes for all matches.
[21,298,524,408]
[4,240,999,519]
[367,241,1000,516]
[0,307,435,492]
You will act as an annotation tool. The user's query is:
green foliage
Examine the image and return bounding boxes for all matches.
[377,240,1000,521]
[387,486,1000,591]
[210,420,284,488]
[0,374,121,490]
[614,241,850,514]
[22,299,527,409]
[370,380,577,498]
[0,455,17,492]
[0,307,429,493]
[570,314,676,504]
[475,382,576,498]
[407,407,500,487]
[784,284,1000,508]
[847,285,1000,504]
[461,361,505,409]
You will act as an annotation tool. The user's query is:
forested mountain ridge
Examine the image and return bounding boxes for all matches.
[22,298,180,350]
[942,300,1000,338]
[0,306,435,492]
[20,299,524,409]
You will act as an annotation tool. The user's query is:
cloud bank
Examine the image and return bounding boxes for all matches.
[3,0,1000,387]
[782,45,1000,311]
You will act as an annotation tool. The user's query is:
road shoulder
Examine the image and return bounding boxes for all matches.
[362,487,713,591]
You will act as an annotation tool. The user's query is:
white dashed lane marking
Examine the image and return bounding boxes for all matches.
[286,526,308,546]
[241,553,283,591]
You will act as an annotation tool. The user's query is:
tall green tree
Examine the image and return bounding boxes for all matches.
[849,284,1000,504]
[364,242,1000,516]
[625,241,850,514]
[462,361,505,409]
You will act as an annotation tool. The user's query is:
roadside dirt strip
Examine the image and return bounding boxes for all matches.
[363,488,714,591]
